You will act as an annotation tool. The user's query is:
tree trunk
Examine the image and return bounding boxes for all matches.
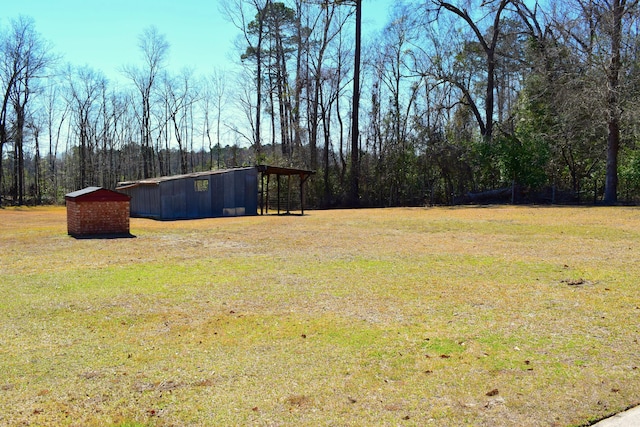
[349,0,361,206]
[485,49,496,141]
[34,128,41,204]
[15,105,25,205]
[603,0,624,204]
[254,3,267,157]
[293,0,305,166]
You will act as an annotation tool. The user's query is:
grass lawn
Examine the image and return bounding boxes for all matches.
[1,205,639,426]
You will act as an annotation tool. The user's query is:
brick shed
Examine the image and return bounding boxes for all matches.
[65,187,131,237]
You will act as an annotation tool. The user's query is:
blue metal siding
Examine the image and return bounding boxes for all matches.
[244,168,258,215]
[122,185,161,219]
[121,167,258,220]
[160,181,187,219]
[211,174,225,217]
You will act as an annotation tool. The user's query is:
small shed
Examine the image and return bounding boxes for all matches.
[65,187,131,237]
[116,167,258,220]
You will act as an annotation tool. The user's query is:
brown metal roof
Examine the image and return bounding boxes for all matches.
[117,166,315,191]
[257,165,315,177]
[116,167,256,189]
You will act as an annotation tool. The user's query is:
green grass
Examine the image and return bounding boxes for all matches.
[1,206,639,426]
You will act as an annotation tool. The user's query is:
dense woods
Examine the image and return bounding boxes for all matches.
[2,0,640,208]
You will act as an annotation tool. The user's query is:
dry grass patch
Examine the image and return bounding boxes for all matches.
[0,205,639,426]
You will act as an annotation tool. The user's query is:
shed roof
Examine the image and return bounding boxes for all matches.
[65,187,130,201]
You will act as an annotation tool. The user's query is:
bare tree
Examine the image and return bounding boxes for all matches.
[162,70,198,175]
[42,80,68,203]
[202,69,229,169]
[345,0,362,206]
[306,1,347,171]
[310,0,361,204]
[0,16,53,205]
[369,12,422,205]
[423,0,511,141]
[65,65,106,188]
[224,0,272,156]
[550,0,640,203]
[123,26,169,179]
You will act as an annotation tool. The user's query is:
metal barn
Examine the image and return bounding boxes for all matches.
[116,167,258,220]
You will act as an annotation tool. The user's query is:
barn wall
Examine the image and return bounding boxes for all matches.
[123,185,162,219]
[161,180,187,219]
[211,174,225,217]
[244,168,258,215]
[221,168,258,216]
[120,167,259,220]
[187,177,212,219]
[223,171,237,216]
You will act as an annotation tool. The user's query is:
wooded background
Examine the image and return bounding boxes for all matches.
[2,0,640,208]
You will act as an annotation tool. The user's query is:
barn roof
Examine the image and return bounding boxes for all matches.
[65,187,130,201]
[116,166,315,191]
[116,167,256,189]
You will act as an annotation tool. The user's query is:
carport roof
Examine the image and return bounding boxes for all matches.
[257,165,315,177]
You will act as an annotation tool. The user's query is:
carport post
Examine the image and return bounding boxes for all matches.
[277,175,281,214]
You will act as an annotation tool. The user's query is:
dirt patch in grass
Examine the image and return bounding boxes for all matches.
[1,206,639,426]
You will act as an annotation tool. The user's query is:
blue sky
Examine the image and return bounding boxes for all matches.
[3,0,395,84]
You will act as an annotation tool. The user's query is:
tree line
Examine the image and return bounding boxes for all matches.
[2,0,640,208]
